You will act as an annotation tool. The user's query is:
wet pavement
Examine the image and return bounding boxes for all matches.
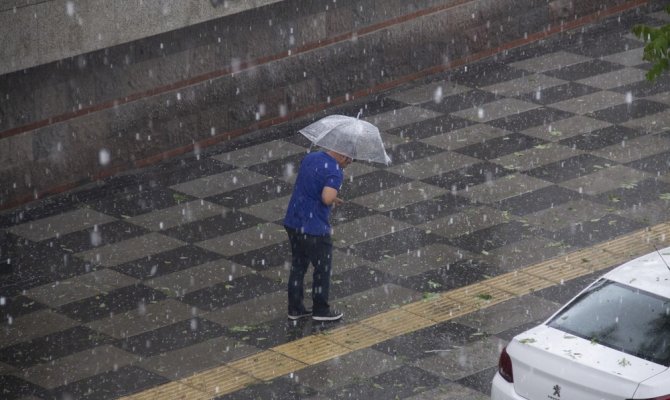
[3,5,670,400]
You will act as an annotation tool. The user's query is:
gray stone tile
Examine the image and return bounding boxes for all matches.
[138,336,259,380]
[601,47,645,67]
[592,133,670,163]
[259,249,367,284]
[616,199,670,225]
[387,151,479,180]
[482,74,566,97]
[351,182,447,212]
[331,215,412,248]
[341,161,379,179]
[8,208,116,242]
[144,259,251,297]
[452,98,540,122]
[622,109,670,134]
[389,81,471,105]
[550,90,626,114]
[420,123,510,150]
[364,106,442,131]
[240,195,290,222]
[0,360,17,375]
[420,206,511,239]
[522,115,611,142]
[413,336,506,380]
[458,174,552,203]
[196,222,285,256]
[126,200,226,231]
[480,236,573,272]
[0,310,79,348]
[645,91,670,105]
[453,294,560,334]
[559,165,652,195]
[202,290,286,326]
[170,169,270,198]
[492,143,583,171]
[297,348,402,392]
[25,269,138,307]
[332,284,423,323]
[577,67,647,90]
[522,199,612,232]
[404,383,489,400]
[375,243,473,278]
[84,299,195,339]
[75,233,185,267]
[23,345,138,389]
[510,51,592,73]
[212,139,307,167]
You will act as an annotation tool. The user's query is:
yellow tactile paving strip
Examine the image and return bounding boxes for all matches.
[120,223,670,400]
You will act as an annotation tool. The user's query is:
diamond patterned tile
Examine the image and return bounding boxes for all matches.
[516,81,600,106]
[160,210,264,242]
[58,284,168,323]
[522,199,612,232]
[419,206,511,239]
[0,309,79,348]
[550,90,627,114]
[382,192,471,225]
[364,106,443,132]
[558,124,644,151]
[180,274,283,311]
[510,51,593,73]
[522,115,611,142]
[246,152,306,181]
[525,153,616,183]
[195,222,286,257]
[339,169,413,199]
[577,67,647,90]
[52,365,170,400]
[545,214,646,248]
[420,88,499,114]
[169,169,270,198]
[8,208,117,242]
[75,233,186,267]
[487,107,573,132]
[621,109,670,134]
[349,227,443,262]
[239,195,291,222]
[332,215,412,248]
[50,220,149,254]
[450,60,527,87]
[114,317,226,358]
[626,150,670,174]
[559,165,650,195]
[482,74,566,97]
[388,81,471,105]
[543,59,624,81]
[351,181,447,213]
[590,99,669,124]
[374,243,473,278]
[387,151,479,180]
[0,325,114,368]
[386,114,475,140]
[450,220,541,253]
[212,139,307,168]
[452,98,540,123]
[493,185,582,216]
[458,173,552,204]
[420,123,511,151]
[593,178,670,210]
[455,133,548,160]
[111,244,224,280]
[491,142,583,171]
[592,132,670,163]
[141,256,250,297]
[125,200,226,232]
[85,187,196,219]
[422,161,514,192]
[85,299,196,339]
[385,140,445,164]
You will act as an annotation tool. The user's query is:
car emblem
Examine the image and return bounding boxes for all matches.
[553,384,561,397]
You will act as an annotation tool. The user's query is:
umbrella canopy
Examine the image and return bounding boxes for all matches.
[299,115,391,165]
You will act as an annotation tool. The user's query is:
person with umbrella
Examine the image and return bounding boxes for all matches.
[284,115,390,321]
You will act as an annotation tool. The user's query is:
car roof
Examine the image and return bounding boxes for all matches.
[603,245,670,299]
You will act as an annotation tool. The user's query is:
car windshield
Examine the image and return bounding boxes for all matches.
[548,279,670,366]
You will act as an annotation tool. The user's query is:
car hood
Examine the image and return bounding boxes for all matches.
[508,325,667,400]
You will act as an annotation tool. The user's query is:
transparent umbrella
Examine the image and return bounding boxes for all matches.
[299,115,391,165]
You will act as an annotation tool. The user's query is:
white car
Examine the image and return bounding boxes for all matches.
[491,246,670,400]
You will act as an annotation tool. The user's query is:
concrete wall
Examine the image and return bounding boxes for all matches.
[0,0,283,75]
[0,0,655,210]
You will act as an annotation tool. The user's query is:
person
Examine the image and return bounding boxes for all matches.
[283,149,352,321]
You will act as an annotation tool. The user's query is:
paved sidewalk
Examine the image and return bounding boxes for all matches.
[3,5,670,399]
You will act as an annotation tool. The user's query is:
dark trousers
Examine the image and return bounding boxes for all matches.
[285,227,333,315]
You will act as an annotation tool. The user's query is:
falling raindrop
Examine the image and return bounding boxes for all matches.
[99,149,111,166]
[625,92,633,104]
[433,86,443,103]
[477,108,485,119]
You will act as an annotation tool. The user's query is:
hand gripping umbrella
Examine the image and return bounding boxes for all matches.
[299,115,391,165]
